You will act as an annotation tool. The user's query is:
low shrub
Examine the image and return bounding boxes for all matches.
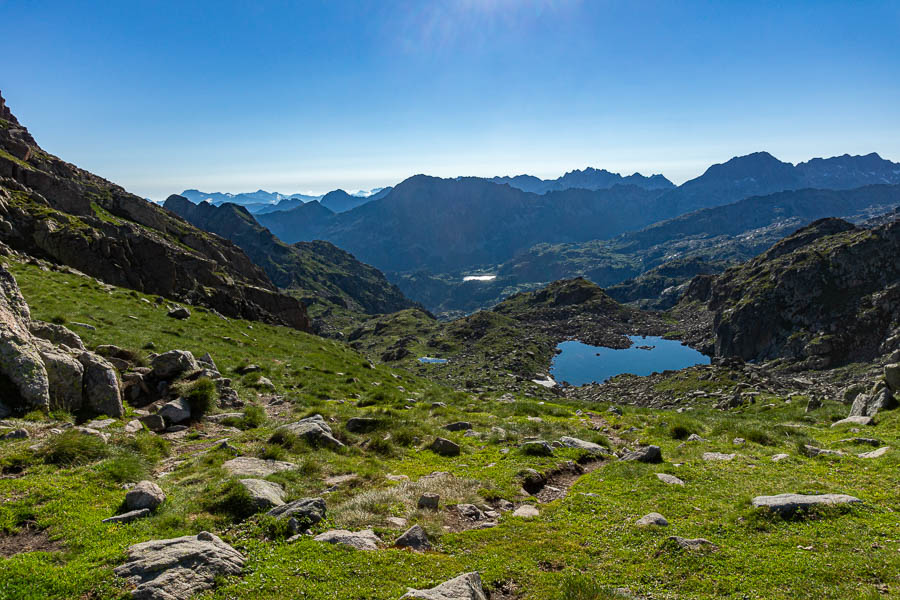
[97,452,147,483]
[41,430,109,465]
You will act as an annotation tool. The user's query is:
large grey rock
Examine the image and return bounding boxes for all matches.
[78,351,124,418]
[802,445,845,458]
[139,414,166,432]
[238,479,285,511]
[850,385,897,417]
[395,524,431,551]
[151,350,199,380]
[621,445,662,463]
[443,421,472,432]
[400,572,488,600]
[222,457,296,477]
[429,437,460,457]
[520,440,554,456]
[656,473,685,486]
[35,340,84,412]
[0,266,50,411]
[751,493,861,516]
[103,508,151,524]
[313,529,381,551]
[858,446,890,459]
[29,320,85,350]
[158,398,191,424]
[884,363,900,393]
[702,452,736,462]
[417,493,440,510]
[113,531,244,600]
[636,512,668,527]
[512,505,539,518]
[267,497,326,532]
[167,306,191,320]
[277,414,344,449]
[125,481,166,511]
[558,436,610,455]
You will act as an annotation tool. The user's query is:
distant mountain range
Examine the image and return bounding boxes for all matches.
[489,168,675,194]
[320,187,393,213]
[178,187,393,215]
[255,152,900,277]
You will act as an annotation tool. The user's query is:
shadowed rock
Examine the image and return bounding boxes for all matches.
[395,524,431,551]
[621,445,662,463]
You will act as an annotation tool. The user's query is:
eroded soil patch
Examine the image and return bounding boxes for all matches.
[0,523,64,557]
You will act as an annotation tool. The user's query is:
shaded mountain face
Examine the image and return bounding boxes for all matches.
[658,151,900,216]
[490,168,674,194]
[163,196,418,319]
[260,176,670,272]
[679,217,900,367]
[0,91,309,330]
[319,189,368,213]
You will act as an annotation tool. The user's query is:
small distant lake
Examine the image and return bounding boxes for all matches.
[463,274,497,282]
[418,357,448,364]
[550,336,709,386]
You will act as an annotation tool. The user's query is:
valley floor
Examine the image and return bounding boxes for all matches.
[0,261,898,600]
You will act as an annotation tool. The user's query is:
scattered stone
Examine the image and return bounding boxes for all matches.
[831,416,873,427]
[78,351,124,417]
[512,505,539,518]
[151,350,200,380]
[805,396,822,413]
[239,479,285,511]
[204,412,244,423]
[858,446,890,459]
[313,529,381,551]
[417,493,440,510]
[621,445,662,463]
[386,517,408,528]
[849,385,897,417]
[520,440,554,456]
[113,531,243,600]
[495,499,514,512]
[771,453,790,462]
[103,508,151,524]
[751,493,861,516]
[222,457,296,477]
[400,572,488,600]
[0,428,28,440]
[167,306,191,320]
[607,406,623,416]
[139,414,166,432]
[636,512,668,527]
[255,376,275,390]
[430,402,447,408]
[686,434,705,442]
[85,418,116,429]
[558,436,610,455]
[884,363,900,392]
[125,481,166,511]
[801,445,845,458]
[159,397,191,424]
[345,416,380,433]
[76,426,109,442]
[124,419,143,433]
[443,421,472,432]
[702,452,735,461]
[456,504,484,521]
[429,437,460,457]
[667,536,718,551]
[267,498,326,533]
[732,437,745,446]
[395,524,431,551]
[656,473,684,486]
[277,415,344,449]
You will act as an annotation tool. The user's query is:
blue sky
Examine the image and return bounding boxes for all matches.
[2,0,898,199]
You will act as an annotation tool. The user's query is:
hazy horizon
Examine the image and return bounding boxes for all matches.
[3,0,898,200]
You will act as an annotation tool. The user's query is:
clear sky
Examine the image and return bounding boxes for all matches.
[2,0,898,200]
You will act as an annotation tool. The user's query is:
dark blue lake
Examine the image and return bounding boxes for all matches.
[550,336,710,386]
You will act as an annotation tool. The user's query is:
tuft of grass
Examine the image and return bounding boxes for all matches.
[221,405,266,430]
[97,452,147,483]
[40,430,109,465]
[559,574,626,600]
[203,478,257,521]
[180,377,217,419]
[123,432,171,464]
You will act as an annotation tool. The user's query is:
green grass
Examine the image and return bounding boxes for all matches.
[0,260,898,599]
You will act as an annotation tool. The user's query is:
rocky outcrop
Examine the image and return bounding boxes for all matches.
[0,91,309,331]
[680,217,900,366]
[400,572,488,600]
[0,265,123,417]
[113,532,244,600]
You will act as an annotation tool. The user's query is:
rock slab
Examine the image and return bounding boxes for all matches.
[751,493,861,516]
[114,531,243,600]
[400,572,488,600]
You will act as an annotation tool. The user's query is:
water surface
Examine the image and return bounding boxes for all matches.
[418,357,448,364]
[550,336,709,386]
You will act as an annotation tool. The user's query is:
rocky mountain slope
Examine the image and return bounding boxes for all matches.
[162,196,418,326]
[179,189,321,211]
[677,217,900,368]
[0,91,309,330]
[320,187,392,213]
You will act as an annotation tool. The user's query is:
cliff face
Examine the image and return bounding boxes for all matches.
[681,217,900,367]
[0,91,309,331]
